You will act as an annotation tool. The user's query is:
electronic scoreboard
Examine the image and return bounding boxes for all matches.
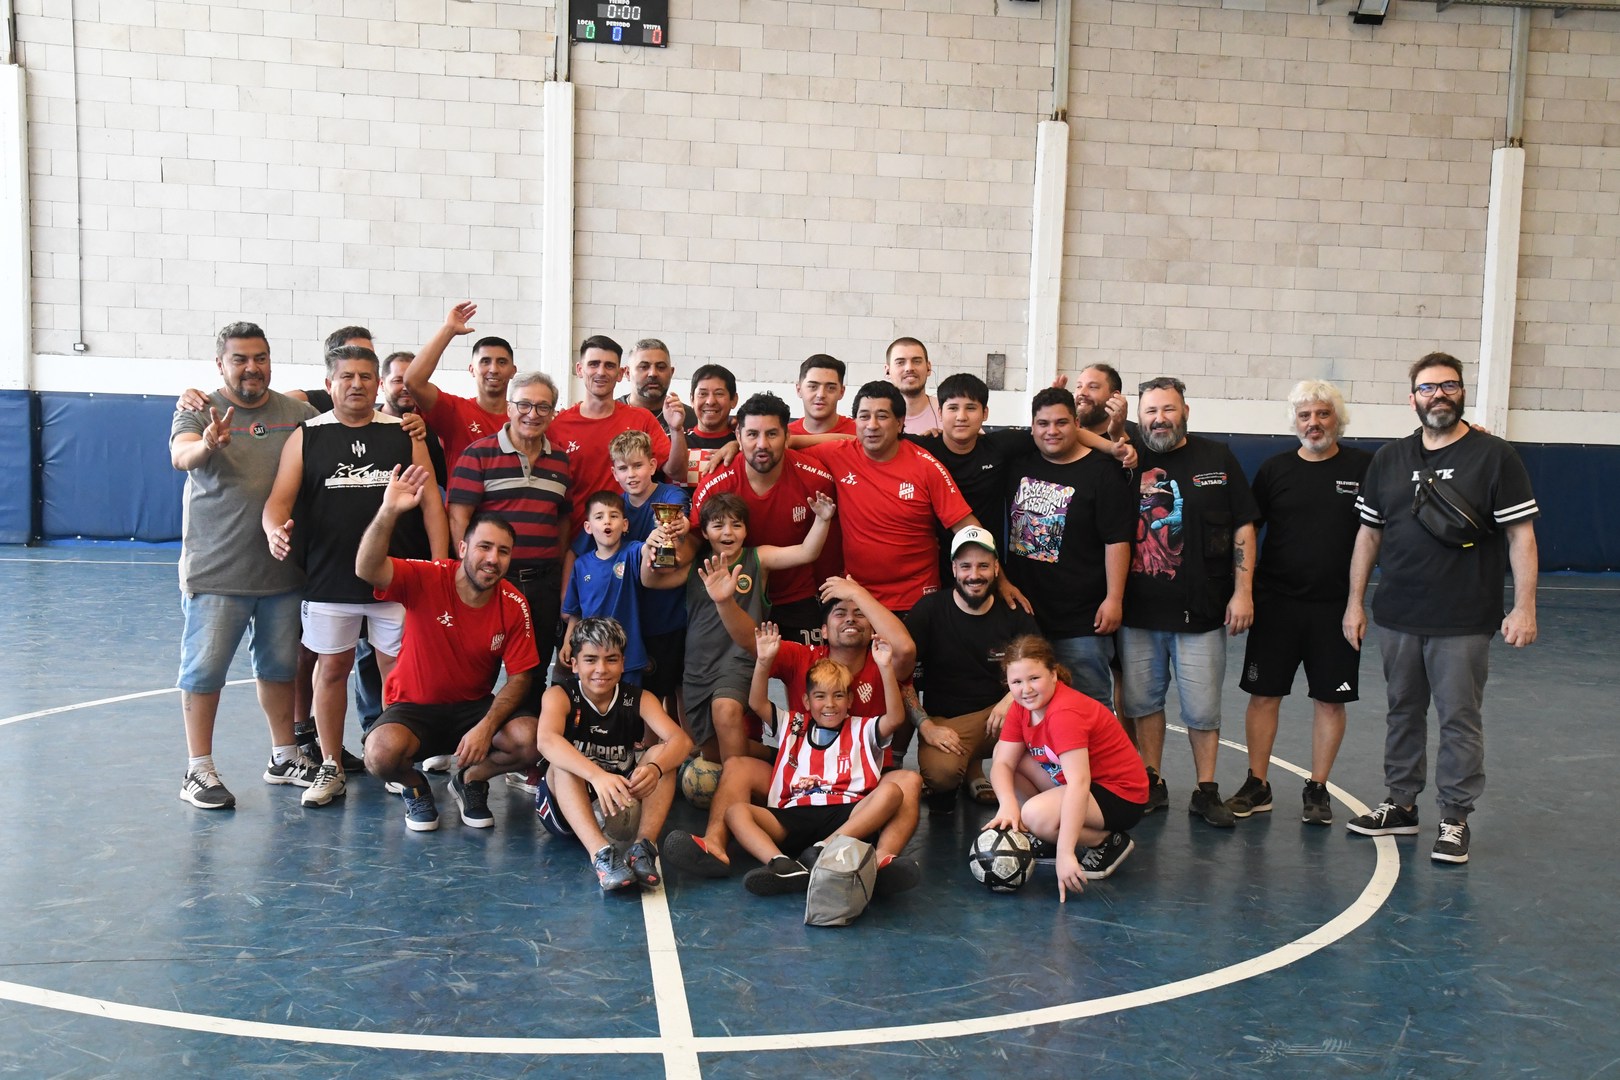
[570,0,668,47]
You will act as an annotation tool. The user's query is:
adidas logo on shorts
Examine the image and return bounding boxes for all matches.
[1335,682,1351,692]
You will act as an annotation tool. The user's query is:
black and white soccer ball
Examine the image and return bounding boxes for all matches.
[968,826,1036,892]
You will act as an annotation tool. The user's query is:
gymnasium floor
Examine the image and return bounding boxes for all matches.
[1,547,1615,1078]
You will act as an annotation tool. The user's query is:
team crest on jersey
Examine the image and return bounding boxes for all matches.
[897,482,915,500]
[792,505,807,523]
[1336,480,1360,495]
[613,562,626,579]
[1246,662,1260,683]
[250,421,267,439]
[841,472,858,486]
[790,715,805,736]
[490,633,505,652]
[856,681,874,704]
[735,573,754,594]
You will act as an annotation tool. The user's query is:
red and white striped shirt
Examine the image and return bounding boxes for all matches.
[767,711,888,809]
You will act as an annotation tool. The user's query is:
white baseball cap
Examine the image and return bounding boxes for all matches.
[950,526,997,558]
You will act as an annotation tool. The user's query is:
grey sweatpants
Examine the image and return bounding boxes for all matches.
[1375,626,1492,821]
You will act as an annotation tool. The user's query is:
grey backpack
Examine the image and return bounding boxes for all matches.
[804,834,879,927]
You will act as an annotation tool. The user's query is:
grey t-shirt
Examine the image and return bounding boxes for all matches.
[171,390,316,596]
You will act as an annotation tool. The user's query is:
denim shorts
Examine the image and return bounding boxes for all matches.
[177,590,302,694]
[1118,626,1227,731]
[1050,634,1117,706]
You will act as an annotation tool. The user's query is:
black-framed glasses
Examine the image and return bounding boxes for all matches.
[510,400,555,416]
[1413,380,1463,398]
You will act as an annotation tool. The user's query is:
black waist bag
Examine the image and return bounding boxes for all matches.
[1411,469,1491,549]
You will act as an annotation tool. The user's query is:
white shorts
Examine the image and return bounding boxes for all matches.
[300,600,406,658]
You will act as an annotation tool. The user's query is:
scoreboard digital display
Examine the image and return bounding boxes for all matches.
[570,0,668,47]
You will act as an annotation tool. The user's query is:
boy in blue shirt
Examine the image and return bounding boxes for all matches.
[562,491,651,683]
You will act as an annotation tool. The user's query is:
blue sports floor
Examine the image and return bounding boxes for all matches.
[1,548,1615,1078]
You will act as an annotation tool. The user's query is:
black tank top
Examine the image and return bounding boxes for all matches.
[299,412,429,603]
[560,675,641,777]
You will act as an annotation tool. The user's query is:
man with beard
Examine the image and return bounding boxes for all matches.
[170,322,319,809]
[619,338,697,432]
[1072,363,1139,469]
[549,334,680,533]
[904,527,1041,814]
[263,345,450,808]
[1343,353,1539,864]
[355,467,542,832]
[447,372,573,684]
[1004,387,1136,706]
[691,393,839,645]
[405,301,521,466]
[1226,381,1371,826]
[1119,377,1259,828]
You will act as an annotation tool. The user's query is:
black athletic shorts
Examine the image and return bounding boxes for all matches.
[641,629,687,699]
[1239,592,1360,703]
[769,802,857,857]
[1091,781,1148,833]
[772,597,825,648]
[365,696,505,758]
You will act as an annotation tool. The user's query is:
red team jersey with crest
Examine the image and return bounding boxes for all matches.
[690,450,841,606]
[547,402,672,530]
[770,642,889,718]
[376,558,540,706]
[767,710,888,808]
[801,439,971,611]
[425,391,509,467]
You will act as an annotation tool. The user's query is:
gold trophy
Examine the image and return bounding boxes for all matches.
[651,502,684,568]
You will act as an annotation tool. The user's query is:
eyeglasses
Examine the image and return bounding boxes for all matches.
[510,401,555,416]
[1413,381,1463,398]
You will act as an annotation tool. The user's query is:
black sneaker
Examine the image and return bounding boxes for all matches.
[339,746,366,775]
[743,856,811,896]
[925,789,957,817]
[1079,831,1136,880]
[874,854,922,897]
[180,767,236,810]
[263,753,318,787]
[450,769,494,829]
[293,722,319,762]
[1431,818,1470,863]
[626,838,662,888]
[1027,836,1058,861]
[593,844,635,891]
[402,785,439,832]
[1346,800,1419,836]
[1143,766,1168,814]
[663,831,731,878]
[1189,782,1236,828]
[1301,780,1333,825]
[1225,772,1273,818]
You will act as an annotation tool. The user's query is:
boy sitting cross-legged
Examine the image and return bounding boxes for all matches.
[728,622,922,898]
[536,617,692,890]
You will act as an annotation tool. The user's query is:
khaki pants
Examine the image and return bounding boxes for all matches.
[916,705,998,795]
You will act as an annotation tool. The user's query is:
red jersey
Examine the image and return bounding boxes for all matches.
[548,402,672,530]
[767,710,887,808]
[788,416,857,437]
[690,451,840,606]
[377,558,539,706]
[771,641,888,717]
[1000,682,1148,802]
[802,439,972,611]
[425,391,508,467]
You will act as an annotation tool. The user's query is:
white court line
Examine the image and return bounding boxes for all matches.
[0,682,249,729]
[0,703,1399,1063]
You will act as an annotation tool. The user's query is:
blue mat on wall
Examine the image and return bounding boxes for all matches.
[0,390,35,544]
[38,393,185,542]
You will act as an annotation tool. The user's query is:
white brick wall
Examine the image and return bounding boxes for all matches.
[11,0,1620,426]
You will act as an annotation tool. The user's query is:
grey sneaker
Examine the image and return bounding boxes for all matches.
[300,759,346,807]
[626,838,661,888]
[1347,800,1419,836]
[180,767,236,810]
[1189,782,1236,828]
[450,769,494,829]
[1431,818,1470,863]
[1225,772,1273,818]
[402,785,439,832]
[263,753,318,787]
[594,844,635,891]
[1301,780,1333,825]
[1079,831,1136,880]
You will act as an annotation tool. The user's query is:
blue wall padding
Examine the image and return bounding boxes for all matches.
[38,393,185,542]
[0,395,1610,570]
[0,390,35,544]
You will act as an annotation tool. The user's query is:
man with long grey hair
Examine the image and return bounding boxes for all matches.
[1226,380,1371,826]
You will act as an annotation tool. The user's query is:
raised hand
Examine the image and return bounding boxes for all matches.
[808,491,836,522]
[698,553,740,603]
[399,410,427,443]
[202,406,235,452]
[383,464,430,514]
[662,391,687,432]
[445,301,477,337]
[871,636,893,670]
[754,621,782,664]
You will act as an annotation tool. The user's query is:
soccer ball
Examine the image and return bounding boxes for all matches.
[596,797,642,843]
[679,756,723,809]
[968,827,1036,892]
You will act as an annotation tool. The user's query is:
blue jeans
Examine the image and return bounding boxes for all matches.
[178,591,301,694]
[1050,634,1116,707]
[1117,626,1226,731]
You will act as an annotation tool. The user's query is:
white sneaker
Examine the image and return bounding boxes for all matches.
[300,759,347,807]
[422,754,455,773]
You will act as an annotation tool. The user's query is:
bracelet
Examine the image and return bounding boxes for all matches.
[645,761,663,780]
